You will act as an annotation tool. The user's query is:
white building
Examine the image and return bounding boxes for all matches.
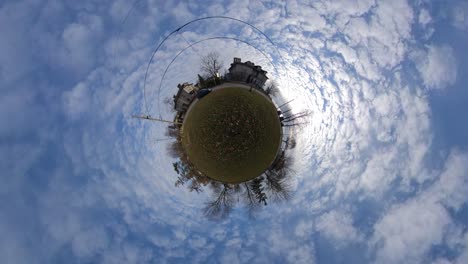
[173,83,198,112]
[226,58,268,89]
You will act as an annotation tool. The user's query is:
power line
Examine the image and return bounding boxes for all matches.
[178,31,203,59]
[142,16,286,116]
[156,36,280,118]
[111,0,146,72]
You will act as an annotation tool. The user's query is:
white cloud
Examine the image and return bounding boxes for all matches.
[109,0,134,22]
[426,151,468,211]
[170,2,196,24]
[294,219,315,239]
[0,87,46,137]
[60,14,104,74]
[72,227,109,258]
[431,259,453,264]
[287,244,316,264]
[319,0,376,19]
[340,0,414,70]
[0,0,38,85]
[3,0,468,263]
[63,82,91,118]
[455,234,468,264]
[443,225,468,264]
[452,2,468,31]
[417,8,434,39]
[419,9,432,26]
[372,199,451,264]
[416,44,458,89]
[316,210,362,246]
[371,151,468,264]
[267,226,316,264]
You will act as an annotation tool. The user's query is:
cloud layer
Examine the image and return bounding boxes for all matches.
[1,0,467,263]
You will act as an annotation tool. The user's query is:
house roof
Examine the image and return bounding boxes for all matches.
[229,58,268,75]
[183,85,196,94]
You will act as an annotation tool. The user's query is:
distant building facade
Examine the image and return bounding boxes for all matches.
[173,83,198,113]
[226,58,268,89]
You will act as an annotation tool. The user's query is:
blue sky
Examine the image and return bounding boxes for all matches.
[1,0,468,263]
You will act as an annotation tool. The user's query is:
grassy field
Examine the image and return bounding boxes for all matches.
[181,87,281,183]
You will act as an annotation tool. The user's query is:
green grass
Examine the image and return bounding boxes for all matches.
[181,87,281,183]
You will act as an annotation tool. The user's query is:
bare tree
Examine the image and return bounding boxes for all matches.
[242,182,260,216]
[167,141,183,158]
[281,108,292,115]
[250,177,267,206]
[281,109,310,128]
[283,122,308,128]
[204,183,234,220]
[165,126,179,138]
[265,81,279,96]
[200,51,223,78]
[187,179,203,193]
[264,170,292,202]
[289,137,297,149]
[283,110,310,123]
[173,161,191,183]
[281,135,296,149]
[263,150,294,202]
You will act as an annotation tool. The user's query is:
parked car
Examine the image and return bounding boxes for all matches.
[196,89,212,99]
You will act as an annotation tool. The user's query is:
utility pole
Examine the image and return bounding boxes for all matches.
[132,115,182,125]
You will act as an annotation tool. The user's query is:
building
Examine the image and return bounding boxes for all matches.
[226,58,268,89]
[173,83,198,113]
